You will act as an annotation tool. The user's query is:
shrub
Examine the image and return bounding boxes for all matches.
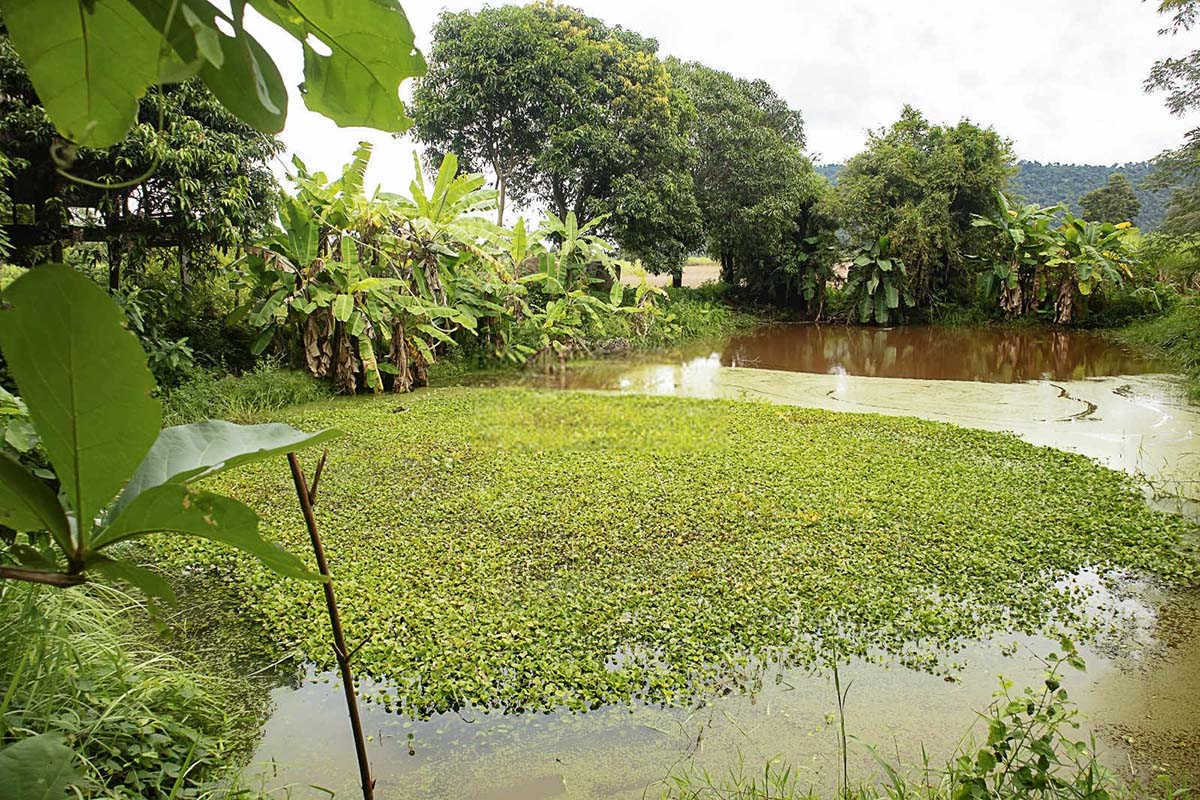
[0,582,263,798]
[161,364,333,426]
[1112,294,1200,403]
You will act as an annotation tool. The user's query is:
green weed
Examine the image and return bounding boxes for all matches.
[152,389,1198,719]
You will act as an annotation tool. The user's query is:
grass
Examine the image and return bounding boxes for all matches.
[151,388,1200,721]
[0,580,270,798]
[161,363,333,426]
[1111,294,1200,403]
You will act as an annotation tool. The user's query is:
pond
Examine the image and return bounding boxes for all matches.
[246,324,1200,798]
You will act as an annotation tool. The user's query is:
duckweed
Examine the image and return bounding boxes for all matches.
[156,388,1199,717]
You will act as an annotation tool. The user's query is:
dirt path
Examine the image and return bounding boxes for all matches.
[621,261,720,288]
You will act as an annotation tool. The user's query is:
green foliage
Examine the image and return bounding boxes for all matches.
[844,235,913,324]
[413,2,703,273]
[410,4,555,224]
[1145,1,1200,238]
[0,34,280,275]
[0,0,424,149]
[0,264,331,597]
[1080,173,1142,224]
[238,144,676,391]
[970,196,1139,324]
[161,365,332,427]
[0,582,266,798]
[666,59,834,311]
[1112,293,1200,402]
[1012,162,1168,230]
[835,106,1015,313]
[971,193,1061,317]
[153,388,1196,717]
[821,161,1172,232]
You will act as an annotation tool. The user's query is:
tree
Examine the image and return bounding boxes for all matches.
[1079,173,1141,223]
[413,2,702,275]
[1,30,281,288]
[835,106,1015,311]
[413,6,552,226]
[667,59,834,307]
[1146,0,1200,236]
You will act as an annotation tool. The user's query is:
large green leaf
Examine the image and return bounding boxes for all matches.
[0,0,164,147]
[94,483,316,580]
[87,554,177,604]
[0,454,71,554]
[0,265,161,536]
[125,0,289,134]
[0,733,81,800]
[113,420,339,512]
[248,0,426,132]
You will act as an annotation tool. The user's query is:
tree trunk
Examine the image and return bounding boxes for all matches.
[332,322,358,394]
[671,267,683,289]
[496,170,507,227]
[179,247,189,293]
[107,239,122,292]
[1053,278,1076,325]
[389,320,413,393]
[304,308,335,378]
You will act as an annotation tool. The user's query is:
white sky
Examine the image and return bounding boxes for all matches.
[244,0,1197,196]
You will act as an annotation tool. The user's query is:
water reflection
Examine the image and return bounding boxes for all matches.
[252,585,1200,799]
[718,324,1170,383]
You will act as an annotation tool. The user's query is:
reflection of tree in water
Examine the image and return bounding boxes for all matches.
[717,324,1167,382]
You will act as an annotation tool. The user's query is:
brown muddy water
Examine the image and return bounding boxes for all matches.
[249,324,1200,799]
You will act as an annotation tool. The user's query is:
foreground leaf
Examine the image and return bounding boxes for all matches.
[248,0,426,132]
[0,265,161,536]
[0,0,163,147]
[0,733,81,800]
[126,0,289,134]
[0,454,71,554]
[96,483,317,580]
[87,554,177,604]
[115,420,339,512]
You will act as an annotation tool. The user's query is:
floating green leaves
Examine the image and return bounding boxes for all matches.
[157,388,1199,718]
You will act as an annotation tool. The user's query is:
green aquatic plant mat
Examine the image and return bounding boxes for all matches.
[155,388,1199,717]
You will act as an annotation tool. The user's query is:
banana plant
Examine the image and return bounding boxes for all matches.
[1046,214,1138,324]
[844,235,913,325]
[0,265,334,601]
[971,192,1061,317]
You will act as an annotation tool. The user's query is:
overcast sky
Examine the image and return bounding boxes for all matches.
[244,0,1196,195]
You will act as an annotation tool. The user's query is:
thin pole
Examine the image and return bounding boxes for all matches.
[287,452,374,800]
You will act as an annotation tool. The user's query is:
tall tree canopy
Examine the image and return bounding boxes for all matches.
[0,29,281,288]
[1146,0,1200,237]
[411,5,549,225]
[834,106,1015,310]
[413,2,702,273]
[1079,173,1142,223]
[667,59,834,307]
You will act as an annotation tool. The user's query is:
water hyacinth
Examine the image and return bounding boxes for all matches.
[155,388,1200,718]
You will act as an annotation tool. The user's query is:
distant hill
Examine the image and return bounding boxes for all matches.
[813,161,1171,230]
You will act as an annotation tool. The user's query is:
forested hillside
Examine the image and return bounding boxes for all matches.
[816,161,1171,230]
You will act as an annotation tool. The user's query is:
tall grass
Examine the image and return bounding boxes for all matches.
[162,364,333,426]
[0,581,267,798]
[1112,294,1200,403]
